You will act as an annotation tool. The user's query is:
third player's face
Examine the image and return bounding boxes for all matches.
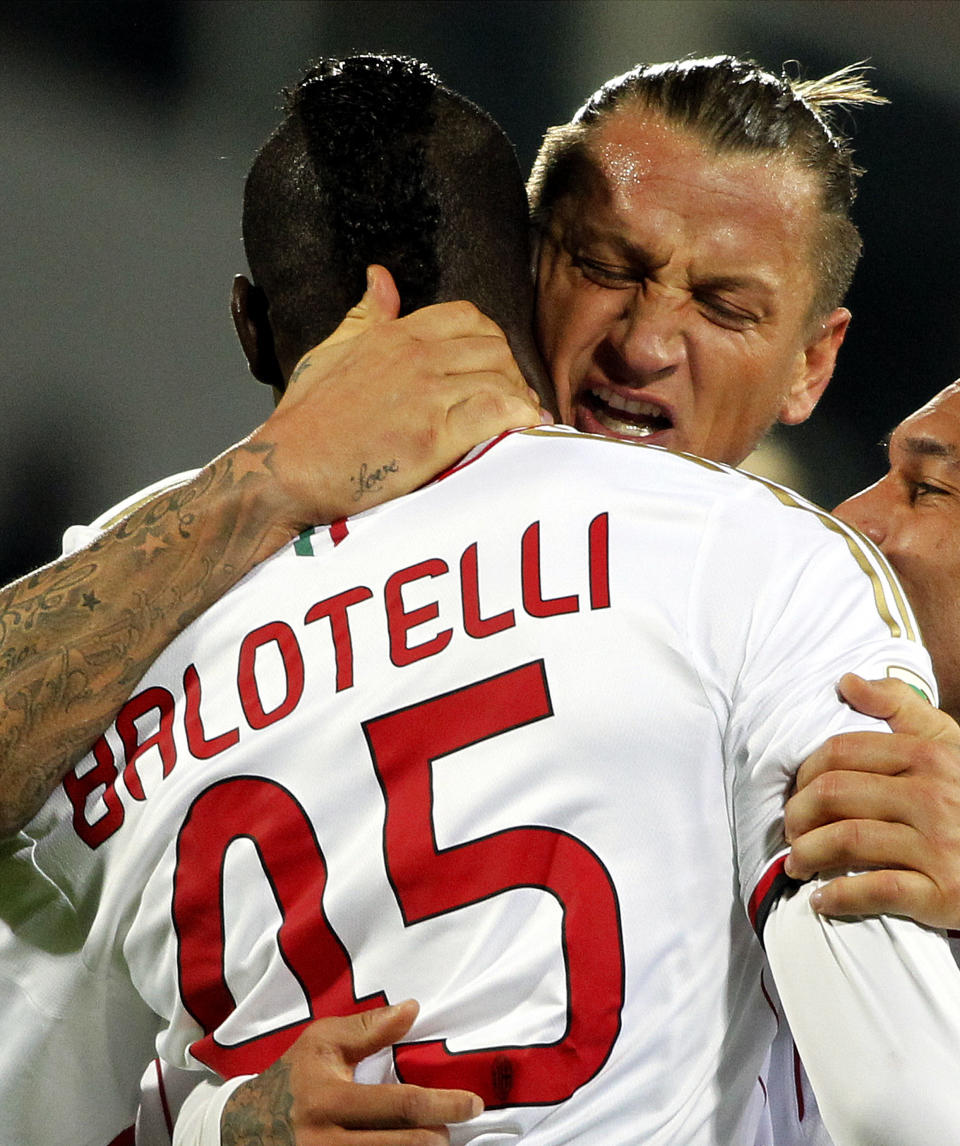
[533,112,848,467]
[833,384,960,721]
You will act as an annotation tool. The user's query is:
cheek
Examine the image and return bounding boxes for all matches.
[887,547,951,632]
[690,359,792,465]
[534,270,572,359]
[538,283,605,371]
[909,585,958,691]
[690,342,768,419]
[922,552,960,625]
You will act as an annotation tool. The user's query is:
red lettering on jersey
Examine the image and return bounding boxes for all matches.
[589,512,610,610]
[521,522,579,618]
[364,662,624,1106]
[385,559,452,667]
[238,622,305,730]
[460,543,515,638]
[117,687,177,800]
[183,664,240,758]
[172,667,625,1101]
[174,777,387,1075]
[305,586,374,691]
[63,735,125,848]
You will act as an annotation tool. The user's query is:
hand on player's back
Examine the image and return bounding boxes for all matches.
[220,1001,482,1145]
[241,264,545,552]
[785,674,960,928]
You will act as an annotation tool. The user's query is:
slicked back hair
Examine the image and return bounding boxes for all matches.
[528,56,886,318]
[243,55,538,378]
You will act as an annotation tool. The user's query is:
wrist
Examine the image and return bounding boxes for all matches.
[210,438,320,566]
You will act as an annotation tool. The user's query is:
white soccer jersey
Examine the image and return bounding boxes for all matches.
[757,930,960,1146]
[0,426,949,1146]
[755,975,834,1146]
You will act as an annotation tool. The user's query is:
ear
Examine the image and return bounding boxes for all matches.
[529,223,542,279]
[231,275,285,392]
[778,307,850,426]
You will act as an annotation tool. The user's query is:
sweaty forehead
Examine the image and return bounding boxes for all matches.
[578,112,819,265]
[896,385,960,459]
[594,111,811,196]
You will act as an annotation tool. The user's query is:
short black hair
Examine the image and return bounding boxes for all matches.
[243,54,537,373]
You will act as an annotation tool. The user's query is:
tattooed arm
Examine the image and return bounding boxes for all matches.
[0,275,542,836]
[172,1003,482,1146]
[0,447,290,837]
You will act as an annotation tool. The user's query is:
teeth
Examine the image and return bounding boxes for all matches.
[592,387,665,419]
[586,386,670,437]
[593,408,661,436]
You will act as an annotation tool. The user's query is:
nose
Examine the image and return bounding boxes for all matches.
[606,285,685,379]
[833,481,888,546]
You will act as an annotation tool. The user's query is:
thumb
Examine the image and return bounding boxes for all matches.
[838,672,955,741]
[323,264,401,348]
[323,1000,420,1067]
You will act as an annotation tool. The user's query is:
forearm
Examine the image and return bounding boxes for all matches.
[0,441,300,835]
[765,880,960,1146]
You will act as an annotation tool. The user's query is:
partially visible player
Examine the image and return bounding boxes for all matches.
[786,380,960,926]
[750,382,960,1146]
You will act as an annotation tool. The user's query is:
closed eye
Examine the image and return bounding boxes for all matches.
[908,480,948,505]
[571,255,640,289]
[696,293,759,330]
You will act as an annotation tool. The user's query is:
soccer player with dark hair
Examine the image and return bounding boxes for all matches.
[0,56,880,835]
[6,54,960,1146]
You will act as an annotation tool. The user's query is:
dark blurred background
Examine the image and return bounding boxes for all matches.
[3,0,959,582]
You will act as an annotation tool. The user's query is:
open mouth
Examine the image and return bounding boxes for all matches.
[579,385,673,439]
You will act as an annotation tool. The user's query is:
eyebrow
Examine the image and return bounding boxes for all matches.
[585,229,668,275]
[695,272,775,298]
[566,225,775,295]
[896,433,960,466]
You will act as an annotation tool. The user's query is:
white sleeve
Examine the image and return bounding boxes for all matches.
[60,470,199,556]
[170,1074,251,1146]
[693,483,936,917]
[764,880,960,1146]
[762,1016,836,1146]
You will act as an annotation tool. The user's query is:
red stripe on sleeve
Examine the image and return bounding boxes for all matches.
[155,1057,175,1138]
[748,853,803,942]
[748,854,788,927]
